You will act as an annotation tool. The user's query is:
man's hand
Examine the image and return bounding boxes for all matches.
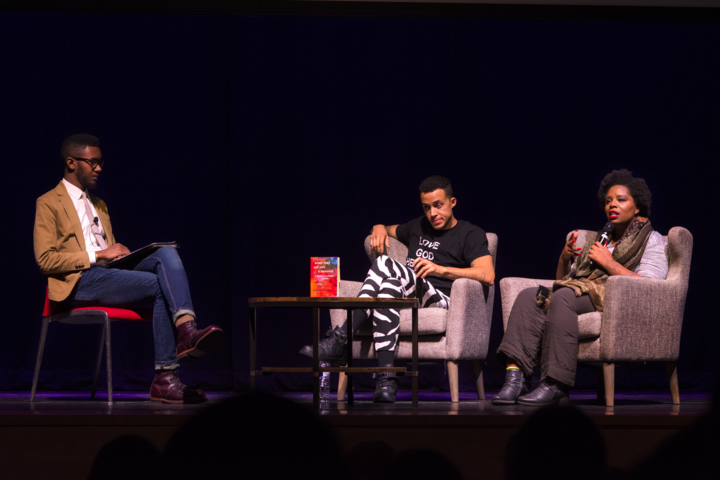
[370,225,390,255]
[413,258,444,279]
[96,244,131,262]
[560,230,581,263]
[588,241,614,269]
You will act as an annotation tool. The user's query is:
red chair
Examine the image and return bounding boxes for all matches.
[31,287,152,403]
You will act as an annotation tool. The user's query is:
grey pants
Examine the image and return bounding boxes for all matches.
[496,287,595,386]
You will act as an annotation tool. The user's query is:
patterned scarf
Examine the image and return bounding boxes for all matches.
[537,217,654,312]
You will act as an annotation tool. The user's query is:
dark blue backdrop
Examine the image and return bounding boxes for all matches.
[2,12,718,393]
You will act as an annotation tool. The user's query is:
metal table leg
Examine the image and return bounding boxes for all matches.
[412,303,418,408]
[249,308,257,392]
[313,307,320,410]
[346,308,354,405]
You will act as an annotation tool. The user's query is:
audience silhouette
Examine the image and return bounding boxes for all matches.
[629,377,720,480]
[86,379,720,480]
[87,434,161,480]
[162,393,344,480]
[345,440,395,480]
[505,405,607,480]
[382,448,463,480]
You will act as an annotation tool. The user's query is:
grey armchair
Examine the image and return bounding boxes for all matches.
[499,227,692,406]
[330,234,497,402]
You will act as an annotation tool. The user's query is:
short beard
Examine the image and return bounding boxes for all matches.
[82,178,99,190]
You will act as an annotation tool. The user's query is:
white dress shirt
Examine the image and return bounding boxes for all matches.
[62,178,106,265]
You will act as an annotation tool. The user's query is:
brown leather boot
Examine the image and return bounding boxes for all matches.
[176,321,224,364]
[150,370,207,404]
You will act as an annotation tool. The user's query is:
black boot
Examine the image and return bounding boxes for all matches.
[491,369,529,405]
[517,378,569,406]
[373,372,398,403]
[299,326,347,367]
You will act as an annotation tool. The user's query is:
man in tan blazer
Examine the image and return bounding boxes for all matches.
[34,134,223,404]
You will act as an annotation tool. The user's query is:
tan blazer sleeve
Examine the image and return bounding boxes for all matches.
[34,195,92,274]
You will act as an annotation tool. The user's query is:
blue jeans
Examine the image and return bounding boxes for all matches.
[63,247,195,369]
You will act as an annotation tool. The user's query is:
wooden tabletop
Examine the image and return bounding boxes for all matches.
[248,297,419,308]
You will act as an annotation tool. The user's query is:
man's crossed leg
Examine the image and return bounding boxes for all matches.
[300,255,449,403]
[63,247,223,404]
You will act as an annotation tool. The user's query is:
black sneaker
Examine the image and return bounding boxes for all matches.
[299,326,348,367]
[373,372,398,403]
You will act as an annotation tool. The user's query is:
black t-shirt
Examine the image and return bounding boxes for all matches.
[395,216,490,296]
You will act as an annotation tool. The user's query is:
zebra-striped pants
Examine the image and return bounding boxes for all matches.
[359,255,450,352]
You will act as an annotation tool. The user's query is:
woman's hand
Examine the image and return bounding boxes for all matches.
[588,241,641,277]
[588,241,614,269]
[560,230,581,263]
[557,230,581,280]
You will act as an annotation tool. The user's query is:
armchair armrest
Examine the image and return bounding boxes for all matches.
[329,280,363,329]
[600,276,686,362]
[364,236,409,265]
[499,278,555,331]
[445,279,495,360]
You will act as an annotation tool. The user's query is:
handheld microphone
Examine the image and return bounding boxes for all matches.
[599,222,614,247]
[589,222,614,267]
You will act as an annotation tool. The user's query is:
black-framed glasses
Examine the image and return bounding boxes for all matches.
[71,156,104,169]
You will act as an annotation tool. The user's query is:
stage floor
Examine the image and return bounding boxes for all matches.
[0,390,710,416]
[0,390,711,480]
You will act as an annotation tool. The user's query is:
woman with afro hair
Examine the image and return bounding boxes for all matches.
[492,169,669,406]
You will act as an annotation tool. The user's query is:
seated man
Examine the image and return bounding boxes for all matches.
[34,133,224,404]
[300,175,494,403]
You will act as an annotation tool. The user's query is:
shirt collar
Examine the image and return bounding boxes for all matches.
[62,178,86,200]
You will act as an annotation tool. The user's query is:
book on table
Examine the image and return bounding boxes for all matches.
[311,257,340,297]
[106,242,178,269]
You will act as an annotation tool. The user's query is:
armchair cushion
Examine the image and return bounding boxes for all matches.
[577,312,601,339]
[352,334,448,360]
[358,308,448,336]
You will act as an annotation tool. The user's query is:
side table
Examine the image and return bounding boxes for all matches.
[248,297,420,408]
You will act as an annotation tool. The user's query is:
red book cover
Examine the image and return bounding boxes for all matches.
[311,257,340,297]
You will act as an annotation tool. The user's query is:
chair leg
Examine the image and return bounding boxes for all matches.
[448,360,459,403]
[104,319,113,404]
[470,359,485,401]
[337,369,348,401]
[603,362,615,407]
[597,368,606,403]
[665,361,680,405]
[30,317,51,402]
[91,323,107,400]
